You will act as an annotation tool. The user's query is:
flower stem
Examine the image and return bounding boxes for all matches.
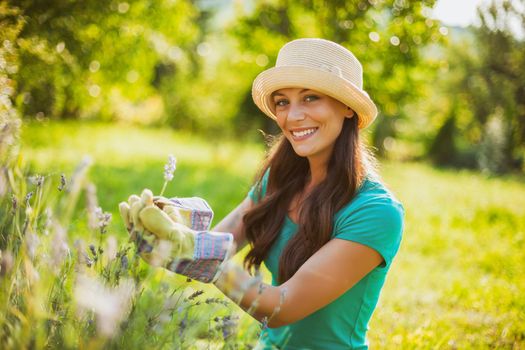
[159,181,168,197]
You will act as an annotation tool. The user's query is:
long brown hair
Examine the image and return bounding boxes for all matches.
[242,116,369,284]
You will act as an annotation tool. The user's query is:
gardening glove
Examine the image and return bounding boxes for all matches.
[119,190,173,267]
[120,190,234,283]
[141,198,234,283]
[153,196,214,231]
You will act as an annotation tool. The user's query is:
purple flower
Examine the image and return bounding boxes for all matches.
[163,155,177,182]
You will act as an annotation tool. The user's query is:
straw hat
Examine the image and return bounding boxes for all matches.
[252,38,377,129]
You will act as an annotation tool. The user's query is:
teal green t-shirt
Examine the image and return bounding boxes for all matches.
[248,172,404,350]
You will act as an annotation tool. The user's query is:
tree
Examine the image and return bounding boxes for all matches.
[1,3,23,163]
[10,0,201,122]
[473,0,525,172]
[428,0,525,173]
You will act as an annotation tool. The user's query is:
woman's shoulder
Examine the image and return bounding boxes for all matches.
[336,175,404,223]
[333,176,405,267]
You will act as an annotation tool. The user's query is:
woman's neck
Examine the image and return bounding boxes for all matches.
[287,158,327,223]
[307,157,328,188]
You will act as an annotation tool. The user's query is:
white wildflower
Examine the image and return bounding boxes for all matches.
[43,208,53,236]
[73,239,91,270]
[154,239,173,266]
[51,222,70,270]
[68,155,92,195]
[74,275,135,338]
[0,250,14,276]
[106,235,118,261]
[86,183,99,230]
[0,169,7,197]
[25,231,40,260]
[94,206,112,234]
[164,154,177,182]
[160,154,177,196]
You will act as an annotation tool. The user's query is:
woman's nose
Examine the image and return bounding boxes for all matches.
[287,103,306,121]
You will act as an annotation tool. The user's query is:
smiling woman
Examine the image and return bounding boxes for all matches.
[121,38,404,349]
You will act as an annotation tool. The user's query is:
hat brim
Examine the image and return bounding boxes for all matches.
[252,66,377,129]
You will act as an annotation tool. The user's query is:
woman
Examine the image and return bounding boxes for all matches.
[120,38,404,349]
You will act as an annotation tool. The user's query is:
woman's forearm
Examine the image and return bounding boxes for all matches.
[213,260,287,327]
[211,196,252,251]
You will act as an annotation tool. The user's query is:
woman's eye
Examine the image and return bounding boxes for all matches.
[275,99,288,107]
[305,95,319,102]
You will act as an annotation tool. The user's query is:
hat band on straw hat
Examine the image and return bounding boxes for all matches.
[251,38,378,129]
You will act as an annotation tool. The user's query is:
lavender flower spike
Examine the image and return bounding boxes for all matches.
[164,155,177,182]
[160,154,177,196]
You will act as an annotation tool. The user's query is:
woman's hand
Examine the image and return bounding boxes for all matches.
[119,189,176,267]
[119,190,234,283]
[138,204,196,260]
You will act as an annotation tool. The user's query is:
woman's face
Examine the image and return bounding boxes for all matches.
[272,88,353,163]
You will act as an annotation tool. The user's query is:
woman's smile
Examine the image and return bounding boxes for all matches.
[290,127,319,140]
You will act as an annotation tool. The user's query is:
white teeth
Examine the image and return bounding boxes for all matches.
[292,128,317,137]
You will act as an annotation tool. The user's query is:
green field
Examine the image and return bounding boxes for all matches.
[18,121,525,348]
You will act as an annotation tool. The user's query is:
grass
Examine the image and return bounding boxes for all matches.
[372,163,525,348]
[17,120,525,348]
[21,120,264,237]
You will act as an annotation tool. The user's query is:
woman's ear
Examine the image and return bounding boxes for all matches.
[345,106,355,119]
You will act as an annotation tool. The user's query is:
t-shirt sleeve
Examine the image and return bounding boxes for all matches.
[334,199,404,268]
[248,168,270,204]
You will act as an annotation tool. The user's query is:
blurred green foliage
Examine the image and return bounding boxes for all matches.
[8,0,203,122]
[425,1,525,173]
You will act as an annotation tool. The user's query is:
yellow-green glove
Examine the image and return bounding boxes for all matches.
[119,190,234,283]
[119,189,172,267]
[138,205,195,260]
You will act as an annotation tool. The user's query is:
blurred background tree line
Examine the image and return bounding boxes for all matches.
[1,0,524,174]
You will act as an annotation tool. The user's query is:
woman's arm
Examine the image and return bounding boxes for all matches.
[212,196,252,252]
[213,238,383,328]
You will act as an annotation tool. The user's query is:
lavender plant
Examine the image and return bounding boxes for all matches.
[0,127,261,349]
[0,34,261,343]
